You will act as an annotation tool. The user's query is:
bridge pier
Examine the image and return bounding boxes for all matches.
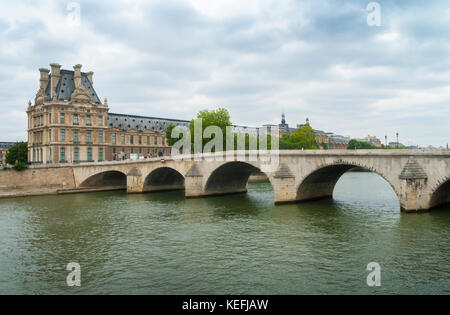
[272,164,298,204]
[398,157,430,212]
[399,178,430,212]
[185,165,204,197]
[126,167,144,193]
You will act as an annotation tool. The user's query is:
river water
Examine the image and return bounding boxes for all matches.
[0,172,448,294]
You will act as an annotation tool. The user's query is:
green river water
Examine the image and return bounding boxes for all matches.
[0,172,448,294]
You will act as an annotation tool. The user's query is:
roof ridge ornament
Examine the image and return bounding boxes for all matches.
[70,64,92,104]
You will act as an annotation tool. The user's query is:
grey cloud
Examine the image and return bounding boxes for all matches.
[0,0,449,146]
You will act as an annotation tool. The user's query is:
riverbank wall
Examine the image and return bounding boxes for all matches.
[0,167,76,198]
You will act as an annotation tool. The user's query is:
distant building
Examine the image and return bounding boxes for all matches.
[0,142,14,165]
[328,134,351,149]
[389,142,404,147]
[278,113,292,136]
[279,114,350,149]
[362,135,382,147]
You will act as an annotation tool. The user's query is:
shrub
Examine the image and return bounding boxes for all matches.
[13,161,28,171]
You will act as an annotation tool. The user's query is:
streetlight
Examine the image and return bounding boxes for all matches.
[396,132,399,148]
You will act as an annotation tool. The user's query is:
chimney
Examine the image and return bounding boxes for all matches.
[49,63,61,100]
[73,64,82,89]
[86,71,94,85]
[38,68,50,90]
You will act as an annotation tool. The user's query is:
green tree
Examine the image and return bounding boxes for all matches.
[13,161,28,171]
[347,139,377,150]
[165,123,182,146]
[5,141,28,165]
[190,108,232,151]
[280,123,318,150]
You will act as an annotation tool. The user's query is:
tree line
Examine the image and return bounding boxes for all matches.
[166,108,319,151]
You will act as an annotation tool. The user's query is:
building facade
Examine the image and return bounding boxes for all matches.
[27,64,187,164]
[358,135,382,147]
[0,142,14,165]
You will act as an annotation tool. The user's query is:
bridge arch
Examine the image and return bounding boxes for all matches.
[143,167,185,192]
[80,170,127,190]
[204,161,273,196]
[429,175,450,209]
[296,162,401,205]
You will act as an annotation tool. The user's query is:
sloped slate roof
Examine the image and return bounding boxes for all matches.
[0,142,14,148]
[399,157,428,180]
[107,113,190,132]
[45,70,101,104]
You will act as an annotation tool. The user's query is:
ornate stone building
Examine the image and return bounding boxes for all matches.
[0,142,14,165]
[27,64,189,164]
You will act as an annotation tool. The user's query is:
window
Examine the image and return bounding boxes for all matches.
[49,113,52,124]
[130,135,134,144]
[60,148,65,162]
[87,130,91,143]
[60,129,65,141]
[147,136,150,144]
[98,148,103,162]
[86,115,91,125]
[73,114,78,125]
[154,136,158,145]
[87,148,92,161]
[49,129,52,142]
[60,113,65,124]
[112,133,116,144]
[121,133,125,144]
[138,135,142,144]
[73,130,78,143]
[98,116,103,126]
[99,130,103,143]
[74,148,79,162]
[162,136,165,145]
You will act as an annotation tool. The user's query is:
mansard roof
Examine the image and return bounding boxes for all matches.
[45,69,101,104]
[0,142,15,148]
[107,112,190,132]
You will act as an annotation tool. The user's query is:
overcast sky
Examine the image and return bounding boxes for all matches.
[0,0,449,146]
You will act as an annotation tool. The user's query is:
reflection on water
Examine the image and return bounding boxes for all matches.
[0,172,448,294]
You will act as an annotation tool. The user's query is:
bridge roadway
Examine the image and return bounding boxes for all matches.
[52,149,450,212]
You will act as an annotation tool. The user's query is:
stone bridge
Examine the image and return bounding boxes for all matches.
[65,150,450,212]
